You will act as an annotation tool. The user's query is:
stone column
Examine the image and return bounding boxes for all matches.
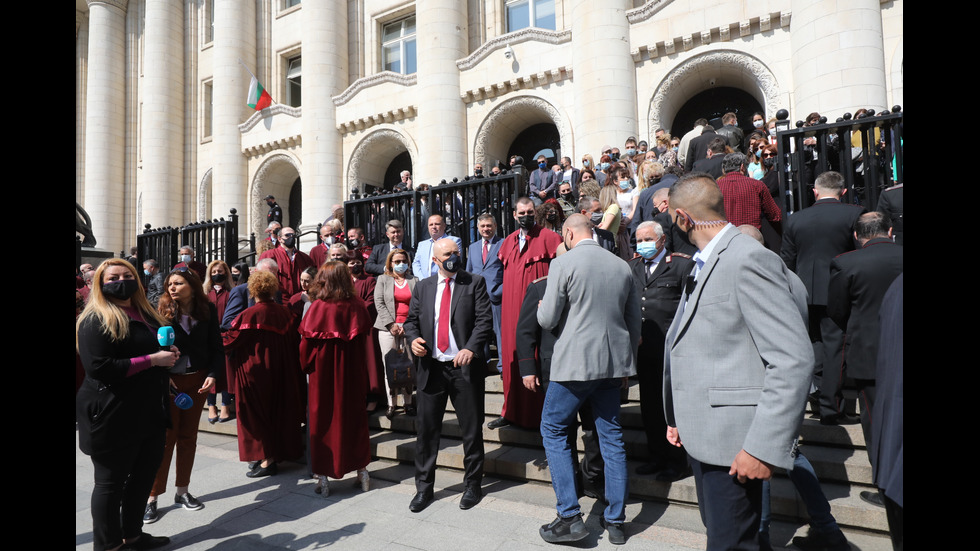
[415,0,467,185]
[141,0,184,229]
[302,0,347,232]
[571,0,636,160]
[76,9,88,205]
[212,0,255,235]
[790,0,887,118]
[83,0,129,254]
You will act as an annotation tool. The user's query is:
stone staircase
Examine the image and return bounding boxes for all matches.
[201,368,888,535]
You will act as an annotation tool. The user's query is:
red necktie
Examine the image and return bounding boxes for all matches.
[482,240,489,264]
[437,278,452,352]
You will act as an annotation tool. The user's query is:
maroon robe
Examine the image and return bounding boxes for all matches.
[353,275,384,404]
[224,302,306,462]
[208,285,232,393]
[309,243,330,269]
[299,299,379,478]
[497,225,562,428]
[259,246,315,300]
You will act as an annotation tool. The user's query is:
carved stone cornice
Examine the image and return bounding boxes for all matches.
[86,0,129,11]
[333,72,417,106]
[456,28,571,71]
[197,168,212,221]
[647,49,780,133]
[626,0,673,24]
[243,135,302,159]
[239,104,302,132]
[628,11,791,63]
[337,105,417,135]
[461,66,572,104]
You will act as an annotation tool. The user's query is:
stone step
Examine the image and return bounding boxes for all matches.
[368,428,887,532]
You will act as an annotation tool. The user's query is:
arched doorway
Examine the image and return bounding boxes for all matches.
[287,177,302,229]
[250,153,301,239]
[382,151,413,191]
[672,87,763,141]
[508,123,561,167]
[647,49,781,140]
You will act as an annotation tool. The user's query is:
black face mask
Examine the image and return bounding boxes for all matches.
[475,168,483,176]
[441,253,462,274]
[590,212,604,226]
[211,273,227,284]
[517,215,535,230]
[102,279,139,300]
[232,272,242,283]
[349,264,364,275]
[560,192,573,202]
[763,157,776,169]
[347,238,360,249]
[283,235,296,248]
[610,152,620,161]
[546,211,558,223]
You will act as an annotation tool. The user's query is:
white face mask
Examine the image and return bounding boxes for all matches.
[179,254,191,263]
[753,120,764,128]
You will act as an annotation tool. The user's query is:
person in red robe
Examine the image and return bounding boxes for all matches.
[349,254,385,411]
[223,270,306,478]
[299,261,380,496]
[259,226,315,300]
[494,197,562,429]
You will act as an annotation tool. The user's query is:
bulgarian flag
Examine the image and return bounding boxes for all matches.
[246,76,273,110]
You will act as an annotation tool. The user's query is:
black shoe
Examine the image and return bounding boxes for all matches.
[218,413,236,423]
[246,462,278,478]
[820,413,860,426]
[142,502,158,524]
[409,491,433,513]
[635,462,663,475]
[405,405,416,417]
[539,513,588,543]
[859,490,885,508]
[175,492,204,511]
[600,517,626,545]
[122,532,170,550]
[791,527,850,551]
[487,417,511,430]
[248,460,260,471]
[459,486,482,510]
[385,406,397,419]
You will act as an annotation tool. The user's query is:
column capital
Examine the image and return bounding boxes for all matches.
[86,0,129,12]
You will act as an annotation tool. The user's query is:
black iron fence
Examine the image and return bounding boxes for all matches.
[775,108,903,215]
[344,172,524,255]
[137,208,243,271]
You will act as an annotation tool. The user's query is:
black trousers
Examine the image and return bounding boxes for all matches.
[811,308,846,419]
[638,334,687,469]
[90,429,166,550]
[415,361,485,494]
[690,456,763,551]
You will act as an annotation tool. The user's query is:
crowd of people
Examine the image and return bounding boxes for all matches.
[76,112,902,551]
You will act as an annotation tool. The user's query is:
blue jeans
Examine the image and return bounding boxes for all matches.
[541,378,627,523]
[761,447,838,535]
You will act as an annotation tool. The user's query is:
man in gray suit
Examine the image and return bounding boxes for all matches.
[664,173,812,551]
[536,214,641,545]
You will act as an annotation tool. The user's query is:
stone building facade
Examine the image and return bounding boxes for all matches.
[76,0,903,254]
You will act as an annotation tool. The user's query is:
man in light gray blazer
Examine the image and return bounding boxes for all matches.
[664,174,812,551]
[536,214,640,545]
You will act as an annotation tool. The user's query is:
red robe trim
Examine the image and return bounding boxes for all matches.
[497,225,562,428]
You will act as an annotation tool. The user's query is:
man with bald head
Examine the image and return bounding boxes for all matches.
[536,213,640,544]
[664,173,812,550]
[403,238,493,513]
[259,226,315,300]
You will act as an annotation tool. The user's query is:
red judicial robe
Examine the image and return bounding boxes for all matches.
[299,298,380,478]
[353,275,384,405]
[224,302,306,462]
[259,246,315,300]
[497,225,562,428]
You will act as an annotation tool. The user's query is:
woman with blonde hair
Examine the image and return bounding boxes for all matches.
[77,259,178,551]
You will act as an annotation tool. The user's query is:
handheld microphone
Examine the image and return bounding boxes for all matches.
[157,326,175,350]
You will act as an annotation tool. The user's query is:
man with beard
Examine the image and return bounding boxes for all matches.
[259,226,315,300]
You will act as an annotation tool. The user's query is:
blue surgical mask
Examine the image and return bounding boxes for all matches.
[625,148,636,157]
[637,241,660,259]
[619,180,631,190]
[600,162,610,171]
[393,262,408,274]
[539,162,547,169]
[582,160,590,167]
[672,146,678,152]
[179,254,191,263]
[143,269,150,276]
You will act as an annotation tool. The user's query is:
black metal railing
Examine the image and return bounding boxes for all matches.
[344,172,524,256]
[775,107,903,214]
[137,208,242,271]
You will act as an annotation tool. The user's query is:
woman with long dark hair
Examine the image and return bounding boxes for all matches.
[204,259,234,424]
[76,259,177,551]
[143,268,221,523]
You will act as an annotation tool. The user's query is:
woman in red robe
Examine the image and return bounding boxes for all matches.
[224,270,306,478]
[299,261,379,497]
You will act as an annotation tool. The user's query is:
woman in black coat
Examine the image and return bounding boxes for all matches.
[76,259,178,551]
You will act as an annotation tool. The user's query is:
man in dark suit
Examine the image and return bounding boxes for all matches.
[220,258,280,330]
[558,156,581,195]
[628,221,694,481]
[715,112,745,152]
[466,214,504,364]
[529,154,557,205]
[365,219,414,276]
[684,124,718,172]
[403,238,494,513]
[691,137,728,179]
[780,171,865,424]
[828,212,903,452]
